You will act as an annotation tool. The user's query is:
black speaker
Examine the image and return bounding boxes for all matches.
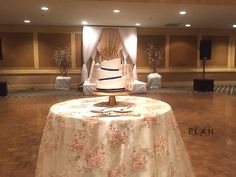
[193,79,214,92]
[200,40,212,60]
[0,38,2,60]
[0,81,8,97]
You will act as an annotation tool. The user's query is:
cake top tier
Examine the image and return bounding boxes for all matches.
[101,58,121,70]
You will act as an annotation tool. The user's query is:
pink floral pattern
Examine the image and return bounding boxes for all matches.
[45,113,54,130]
[106,128,127,149]
[108,164,125,177]
[40,134,59,152]
[57,115,66,125]
[45,113,65,130]
[132,149,147,170]
[68,133,85,153]
[169,162,177,177]
[82,118,99,130]
[170,115,178,129]
[153,135,169,156]
[118,120,134,130]
[86,147,104,167]
[175,140,187,159]
[143,115,159,127]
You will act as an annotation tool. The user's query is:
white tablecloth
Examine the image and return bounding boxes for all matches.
[55,76,71,90]
[36,96,195,177]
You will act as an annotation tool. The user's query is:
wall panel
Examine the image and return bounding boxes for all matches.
[0,32,34,67]
[169,35,198,67]
[38,33,71,68]
[75,33,82,67]
[137,35,165,68]
[202,36,228,67]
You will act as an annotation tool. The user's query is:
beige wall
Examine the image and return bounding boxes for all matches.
[169,35,198,67]
[0,25,236,89]
[38,33,72,68]
[137,35,166,67]
[0,32,34,67]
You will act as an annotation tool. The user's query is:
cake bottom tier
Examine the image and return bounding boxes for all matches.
[96,77,126,90]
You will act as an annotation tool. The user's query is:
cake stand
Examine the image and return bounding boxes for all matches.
[93,90,130,107]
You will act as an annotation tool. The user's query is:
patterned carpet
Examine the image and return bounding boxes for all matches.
[4,89,82,98]
[148,85,236,95]
[1,85,235,98]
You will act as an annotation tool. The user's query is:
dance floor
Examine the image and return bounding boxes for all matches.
[0,89,235,177]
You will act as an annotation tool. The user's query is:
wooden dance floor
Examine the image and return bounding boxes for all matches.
[0,92,235,177]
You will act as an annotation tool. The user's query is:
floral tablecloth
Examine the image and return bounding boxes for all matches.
[35,96,195,177]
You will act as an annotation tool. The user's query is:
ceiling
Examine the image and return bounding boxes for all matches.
[1,0,236,29]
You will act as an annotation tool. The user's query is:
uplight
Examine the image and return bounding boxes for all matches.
[185,24,191,27]
[233,24,236,28]
[82,21,88,25]
[41,6,49,11]
[113,9,120,13]
[135,23,141,26]
[179,11,186,15]
[24,20,31,23]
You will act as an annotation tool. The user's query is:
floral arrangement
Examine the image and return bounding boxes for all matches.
[147,43,162,73]
[54,47,71,77]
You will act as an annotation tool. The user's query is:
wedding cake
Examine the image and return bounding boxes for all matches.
[96,58,126,91]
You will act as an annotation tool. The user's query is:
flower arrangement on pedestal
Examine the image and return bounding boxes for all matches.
[147,43,162,73]
[54,47,71,77]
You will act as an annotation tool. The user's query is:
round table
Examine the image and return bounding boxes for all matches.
[35,96,195,177]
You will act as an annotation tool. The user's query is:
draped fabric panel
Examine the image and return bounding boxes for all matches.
[81,27,102,83]
[119,28,138,80]
[81,27,138,83]
[97,28,122,60]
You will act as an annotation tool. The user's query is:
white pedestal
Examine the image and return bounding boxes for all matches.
[55,76,71,90]
[147,73,162,88]
[83,80,96,95]
[131,80,147,93]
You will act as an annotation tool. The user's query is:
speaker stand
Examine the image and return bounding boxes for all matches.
[193,58,214,92]
[202,57,206,80]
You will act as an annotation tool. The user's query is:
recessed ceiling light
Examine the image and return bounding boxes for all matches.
[185,24,191,27]
[135,23,141,26]
[233,24,236,28]
[179,11,186,15]
[24,20,31,23]
[113,9,120,13]
[41,6,49,11]
[82,21,88,25]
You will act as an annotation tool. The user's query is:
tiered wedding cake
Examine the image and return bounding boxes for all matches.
[96,58,126,91]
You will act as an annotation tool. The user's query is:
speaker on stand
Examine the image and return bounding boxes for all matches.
[193,39,214,92]
[0,37,8,97]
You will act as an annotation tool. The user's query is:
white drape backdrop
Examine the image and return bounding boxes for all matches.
[81,27,102,83]
[118,28,138,80]
[81,26,138,82]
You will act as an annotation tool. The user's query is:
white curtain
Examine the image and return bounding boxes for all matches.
[119,28,138,80]
[81,26,102,83]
